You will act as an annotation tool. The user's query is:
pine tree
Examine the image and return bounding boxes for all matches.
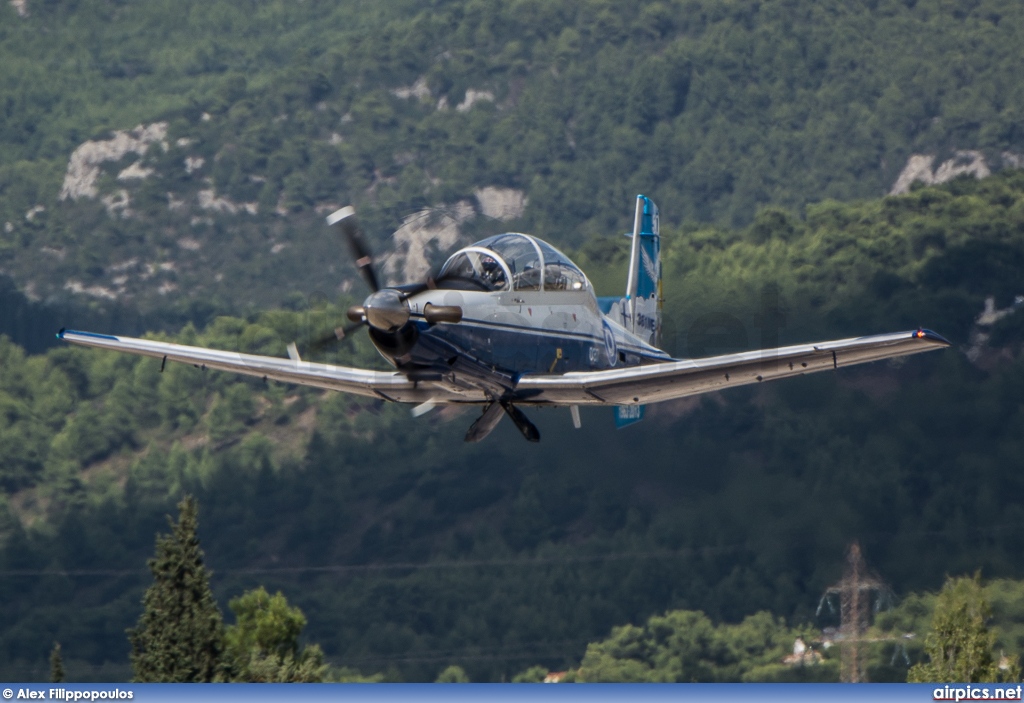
[908,575,1020,683]
[127,495,225,682]
[49,642,65,683]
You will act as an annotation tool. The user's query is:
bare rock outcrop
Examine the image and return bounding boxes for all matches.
[117,162,154,181]
[474,186,527,221]
[392,77,431,101]
[59,123,168,201]
[456,89,494,112]
[197,189,258,215]
[1002,152,1024,169]
[890,150,991,195]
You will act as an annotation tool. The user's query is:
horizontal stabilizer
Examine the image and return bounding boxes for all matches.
[597,296,620,315]
[614,404,645,429]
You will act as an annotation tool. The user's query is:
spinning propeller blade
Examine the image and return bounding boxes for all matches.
[297,206,381,356]
[328,206,380,293]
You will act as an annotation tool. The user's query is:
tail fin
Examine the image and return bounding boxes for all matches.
[608,195,661,430]
[622,194,662,347]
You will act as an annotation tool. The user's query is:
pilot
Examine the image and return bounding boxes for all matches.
[480,255,507,289]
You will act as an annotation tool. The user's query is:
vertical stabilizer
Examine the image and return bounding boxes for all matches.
[615,195,662,348]
[604,195,661,430]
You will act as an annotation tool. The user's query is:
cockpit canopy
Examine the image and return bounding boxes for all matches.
[436,233,589,293]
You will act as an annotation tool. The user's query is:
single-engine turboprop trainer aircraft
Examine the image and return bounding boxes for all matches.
[59,195,950,443]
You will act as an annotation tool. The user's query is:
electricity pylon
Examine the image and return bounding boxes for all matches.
[818,542,891,682]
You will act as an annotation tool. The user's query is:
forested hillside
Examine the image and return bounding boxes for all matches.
[3,0,1024,684]
[2,172,1023,681]
[2,0,1024,324]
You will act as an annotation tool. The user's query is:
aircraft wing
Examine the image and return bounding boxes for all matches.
[57,329,452,403]
[514,329,951,405]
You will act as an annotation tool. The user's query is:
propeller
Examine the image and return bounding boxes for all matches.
[299,206,463,357]
[328,206,380,293]
[316,206,539,443]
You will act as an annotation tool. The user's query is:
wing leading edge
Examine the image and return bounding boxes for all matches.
[514,329,950,405]
[57,329,455,403]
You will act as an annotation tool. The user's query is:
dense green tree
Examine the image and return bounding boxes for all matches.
[908,576,1020,683]
[236,652,326,684]
[575,610,837,682]
[207,385,255,443]
[224,587,327,683]
[128,495,226,682]
[435,665,471,683]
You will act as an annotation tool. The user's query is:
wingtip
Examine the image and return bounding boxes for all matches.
[915,328,951,346]
[326,205,355,226]
[55,329,119,342]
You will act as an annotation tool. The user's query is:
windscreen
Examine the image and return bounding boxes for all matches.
[535,240,588,291]
[436,250,509,291]
[476,234,542,291]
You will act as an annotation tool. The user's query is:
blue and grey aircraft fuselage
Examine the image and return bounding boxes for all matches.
[378,255,670,376]
[58,195,950,443]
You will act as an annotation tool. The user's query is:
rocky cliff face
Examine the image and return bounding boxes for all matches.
[39,121,532,310]
[890,150,1023,195]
